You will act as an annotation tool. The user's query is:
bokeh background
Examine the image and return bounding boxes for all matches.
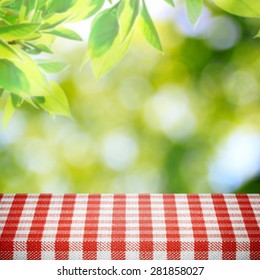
[0,0,260,194]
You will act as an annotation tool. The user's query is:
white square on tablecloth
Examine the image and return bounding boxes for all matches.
[153,251,167,260]
[181,251,194,260]
[97,251,111,260]
[208,251,222,260]
[125,251,139,260]
[69,251,83,260]
[41,251,55,260]
[14,251,27,260]
[236,251,250,260]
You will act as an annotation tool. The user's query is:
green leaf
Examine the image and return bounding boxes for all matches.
[12,47,52,97]
[27,43,53,54]
[45,26,82,41]
[0,0,15,6]
[89,5,119,58]
[0,88,4,98]
[0,59,30,96]
[80,50,89,70]
[186,0,203,26]
[48,0,77,13]
[213,0,260,17]
[33,81,71,117]
[164,0,175,6]
[36,0,46,10]
[2,93,23,128]
[42,13,71,29]
[32,33,55,50]
[9,0,23,11]
[25,32,42,41]
[3,95,15,128]
[22,41,52,55]
[0,7,19,24]
[0,39,21,60]
[37,60,69,73]
[118,0,141,42]
[31,9,44,23]
[139,0,163,52]
[88,4,133,78]
[255,29,260,38]
[43,0,105,24]
[11,93,23,107]
[76,0,105,20]
[19,0,33,21]
[0,23,40,41]
[22,43,42,55]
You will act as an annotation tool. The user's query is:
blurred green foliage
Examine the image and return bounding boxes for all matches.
[0,2,260,193]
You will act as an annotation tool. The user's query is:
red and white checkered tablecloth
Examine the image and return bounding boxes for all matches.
[0,194,259,260]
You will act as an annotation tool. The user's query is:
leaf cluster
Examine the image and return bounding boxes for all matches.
[0,0,259,126]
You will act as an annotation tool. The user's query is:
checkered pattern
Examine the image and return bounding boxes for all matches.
[0,194,259,260]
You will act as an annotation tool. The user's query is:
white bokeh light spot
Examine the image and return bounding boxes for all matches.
[209,128,260,192]
[101,131,139,170]
[144,86,196,140]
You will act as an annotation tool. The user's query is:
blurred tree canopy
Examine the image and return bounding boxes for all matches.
[0,0,260,193]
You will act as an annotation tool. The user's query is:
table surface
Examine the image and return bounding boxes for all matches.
[0,194,259,260]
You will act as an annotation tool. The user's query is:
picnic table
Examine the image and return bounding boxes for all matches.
[0,194,259,259]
